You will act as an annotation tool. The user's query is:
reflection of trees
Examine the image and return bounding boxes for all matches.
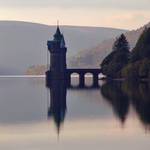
[123,82,150,130]
[101,81,150,130]
[101,81,129,124]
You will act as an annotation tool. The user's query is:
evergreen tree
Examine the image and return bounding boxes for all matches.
[113,34,129,52]
[121,27,150,79]
[101,34,130,78]
[131,27,150,62]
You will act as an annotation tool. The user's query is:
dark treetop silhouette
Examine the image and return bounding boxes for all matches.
[46,25,102,88]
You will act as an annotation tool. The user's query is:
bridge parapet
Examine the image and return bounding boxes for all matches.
[67,69,102,74]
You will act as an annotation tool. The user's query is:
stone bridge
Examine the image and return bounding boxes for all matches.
[67,69,102,87]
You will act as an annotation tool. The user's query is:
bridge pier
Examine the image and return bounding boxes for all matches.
[79,73,85,87]
[67,74,71,87]
[93,74,99,87]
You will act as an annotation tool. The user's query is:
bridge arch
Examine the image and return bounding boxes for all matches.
[70,72,80,87]
[84,72,94,87]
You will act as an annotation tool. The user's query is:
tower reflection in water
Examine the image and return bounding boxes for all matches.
[46,79,67,135]
[45,78,101,135]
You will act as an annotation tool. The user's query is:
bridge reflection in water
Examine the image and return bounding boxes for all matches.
[46,78,150,134]
[46,78,101,134]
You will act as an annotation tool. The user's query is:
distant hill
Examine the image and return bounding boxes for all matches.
[0,21,126,75]
[69,22,150,68]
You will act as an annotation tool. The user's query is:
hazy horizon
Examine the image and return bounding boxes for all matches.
[0,0,149,30]
[0,20,130,30]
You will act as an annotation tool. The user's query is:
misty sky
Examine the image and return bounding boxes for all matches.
[0,0,150,29]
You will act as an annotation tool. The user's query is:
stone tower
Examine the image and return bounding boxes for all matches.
[47,25,67,80]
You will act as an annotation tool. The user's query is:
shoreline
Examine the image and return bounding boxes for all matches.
[99,77,150,82]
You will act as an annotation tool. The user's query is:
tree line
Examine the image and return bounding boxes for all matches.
[100,27,150,80]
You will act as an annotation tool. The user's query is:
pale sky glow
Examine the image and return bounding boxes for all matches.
[0,0,150,29]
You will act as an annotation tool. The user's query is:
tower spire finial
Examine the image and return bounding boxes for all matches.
[57,20,59,27]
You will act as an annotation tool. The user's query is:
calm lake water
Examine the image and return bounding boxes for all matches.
[0,77,150,150]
